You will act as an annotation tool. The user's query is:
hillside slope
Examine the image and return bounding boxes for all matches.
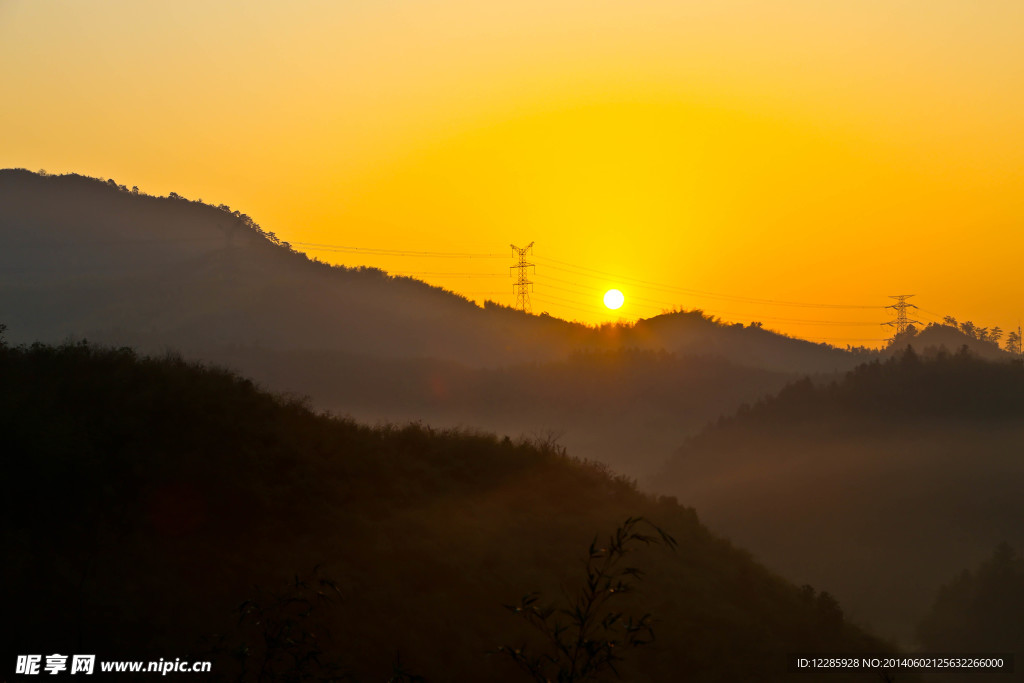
[0,169,591,366]
[1,339,899,681]
[655,347,1024,645]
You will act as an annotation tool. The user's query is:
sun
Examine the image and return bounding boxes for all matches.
[603,289,625,310]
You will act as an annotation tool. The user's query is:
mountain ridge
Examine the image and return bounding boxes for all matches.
[0,168,866,372]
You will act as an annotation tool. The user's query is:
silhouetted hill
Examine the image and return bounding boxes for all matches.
[623,310,873,374]
[886,322,1009,361]
[1,339,901,681]
[0,169,865,372]
[0,169,879,479]
[656,348,1024,646]
[0,169,595,365]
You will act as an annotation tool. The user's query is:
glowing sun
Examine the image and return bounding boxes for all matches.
[603,289,625,310]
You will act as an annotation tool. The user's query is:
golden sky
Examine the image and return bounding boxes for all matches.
[2,0,1022,345]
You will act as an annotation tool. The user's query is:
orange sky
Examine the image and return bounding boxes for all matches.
[2,0,1022,346]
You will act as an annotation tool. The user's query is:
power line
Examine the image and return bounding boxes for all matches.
[533,255,881,310]
[533,294,611,318]
[288,239,883,314]
[292,241,506,258]
[916,307,948,325]
[538,259,876,312]
[803,337,892,344]
[531,274,884,326]
[533,292,609,314]
[288,240,880,311]
[389,271,505,278]
[281,239,935,339]
[531,277,684,317]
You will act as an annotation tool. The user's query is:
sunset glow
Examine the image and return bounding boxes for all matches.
[2,0,1023,345]
[6,3,1024,668]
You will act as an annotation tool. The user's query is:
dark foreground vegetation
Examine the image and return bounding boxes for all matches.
[2,337,900,681]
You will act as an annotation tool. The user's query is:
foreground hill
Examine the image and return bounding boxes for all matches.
[2,339,898,681]
[655,347,1024,646]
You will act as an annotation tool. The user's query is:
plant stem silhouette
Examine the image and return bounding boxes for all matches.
[498,516,677,682]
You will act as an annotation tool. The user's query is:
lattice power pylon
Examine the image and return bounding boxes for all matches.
[884,294,921,339]
[510,242,535,313]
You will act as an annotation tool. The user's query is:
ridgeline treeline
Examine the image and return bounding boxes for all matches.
[702,346,1024,434]
[1,337,898,681]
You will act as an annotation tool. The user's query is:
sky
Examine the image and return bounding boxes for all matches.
[2,0,1022,346]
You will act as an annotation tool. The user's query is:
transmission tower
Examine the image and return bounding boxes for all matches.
[884,294,921,339]
[510,242,535,313]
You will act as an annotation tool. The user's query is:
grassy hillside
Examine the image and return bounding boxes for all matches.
[1,338,899,681]
[656,347,1024,645]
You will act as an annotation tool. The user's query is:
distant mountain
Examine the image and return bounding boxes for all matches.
[624,309,874,374]
[655,347,1024,645]
[887,322,1010,360]
[1,339,903,681]
[0,168,863,369]
[0,169,596,365]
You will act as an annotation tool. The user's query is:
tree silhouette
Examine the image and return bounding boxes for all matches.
[1005,330,1022,355]
[918,543,1024,653]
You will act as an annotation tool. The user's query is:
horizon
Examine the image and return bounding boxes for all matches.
[2,0,1022,346]
[3,166,1018,352]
